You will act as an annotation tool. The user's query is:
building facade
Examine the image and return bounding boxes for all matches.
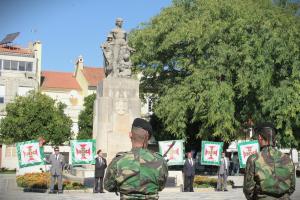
[74,55,105,96]
[41,71,84,135]
[0,41,42,169]
[40,56,105,137]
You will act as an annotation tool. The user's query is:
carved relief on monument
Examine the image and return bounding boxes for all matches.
[113,97,131,134]
[115,99,129,115]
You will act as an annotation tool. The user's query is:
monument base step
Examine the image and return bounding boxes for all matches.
[71,167,94,178]
[63,173,94,188]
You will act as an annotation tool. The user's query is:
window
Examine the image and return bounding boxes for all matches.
[0,60,34,72]
[26,62,33,71]
[88,86,97,90]
[18,86,33,96]
[19,61,25,71]
[3,60,10,70]
[5,145,16,158]
[11,61,18,70]
[0,85,5,103]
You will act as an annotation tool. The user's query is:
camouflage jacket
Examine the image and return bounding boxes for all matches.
[104,147,168,199]
[243,146,295,200]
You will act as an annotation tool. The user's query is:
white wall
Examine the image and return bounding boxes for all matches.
[1,144,18,169]
[42,90,84,135]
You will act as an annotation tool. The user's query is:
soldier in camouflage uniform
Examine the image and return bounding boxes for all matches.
[243,122,295,200]
[104,118,168,199]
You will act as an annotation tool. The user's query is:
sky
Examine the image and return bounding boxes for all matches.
[0,0,172,72]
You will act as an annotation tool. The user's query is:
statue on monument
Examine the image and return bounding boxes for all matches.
[101,18,134,78]
[101,33,113,76]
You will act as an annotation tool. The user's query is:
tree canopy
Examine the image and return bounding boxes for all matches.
[77,93,96,140]
[129,0,300,148]
[0,92,72,145]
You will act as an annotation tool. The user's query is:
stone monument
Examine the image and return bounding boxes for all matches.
[93,18,140,162]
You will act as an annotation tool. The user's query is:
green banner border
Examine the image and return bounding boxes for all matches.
[200,141,223,166]
[71,139,96,165]
[158,140,184,166]
[16,140,45,168]
[237,140,260,168]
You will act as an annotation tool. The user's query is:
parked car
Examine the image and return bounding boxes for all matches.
[296,165,300,177]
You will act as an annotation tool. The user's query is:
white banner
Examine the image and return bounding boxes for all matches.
[237,140,260,168]
[159,140,184,165]
[71,139,96,165]
[201,141,223,166]
[16,140,44,168]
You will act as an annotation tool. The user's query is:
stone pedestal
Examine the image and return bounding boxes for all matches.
[93,77,140,162]
[71,167,94,178]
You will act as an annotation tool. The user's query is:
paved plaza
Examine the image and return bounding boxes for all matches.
[0,174,299,200]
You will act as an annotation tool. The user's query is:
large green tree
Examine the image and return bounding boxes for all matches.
[77,93,96,139]
[0,92,72,145]
[129,0,300,148]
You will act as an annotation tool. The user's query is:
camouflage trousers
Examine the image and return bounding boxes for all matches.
[256,193,291,200]
[120,193,159,200]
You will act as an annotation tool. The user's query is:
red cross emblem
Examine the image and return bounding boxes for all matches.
[242,146,257,158]
[23,145,38,162]
[205,145,218,160]
[76,144,91,159]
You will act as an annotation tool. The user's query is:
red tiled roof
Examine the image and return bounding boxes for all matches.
[0,45,33,55]
[41,71,81,90]
[82,66,105,87]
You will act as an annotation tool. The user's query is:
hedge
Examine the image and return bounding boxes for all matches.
[16,172,85,190]
[193,176,234,188]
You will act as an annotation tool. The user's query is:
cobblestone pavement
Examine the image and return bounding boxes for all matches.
[0,174,299,200]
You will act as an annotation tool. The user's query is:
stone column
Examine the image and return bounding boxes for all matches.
[93,77,140,162]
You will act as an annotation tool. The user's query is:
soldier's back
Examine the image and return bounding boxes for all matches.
[249,147,295,199]
[105,147,168,200]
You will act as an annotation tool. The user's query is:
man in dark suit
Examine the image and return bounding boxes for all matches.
[183,151,196,192]
[94,149,107,193]
[45,146,65,194]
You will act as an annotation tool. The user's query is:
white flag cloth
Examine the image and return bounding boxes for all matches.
[237,140,260,168]
[159,140,184,166]
[16,140,45,168]
[70,139,96,165]
[201,141,223,166]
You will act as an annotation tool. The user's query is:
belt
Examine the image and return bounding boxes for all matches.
[120,193,158,200]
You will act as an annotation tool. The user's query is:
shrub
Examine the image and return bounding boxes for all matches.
[193,175,234,188]
[16,172,49,189]
[16,172,85,190]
